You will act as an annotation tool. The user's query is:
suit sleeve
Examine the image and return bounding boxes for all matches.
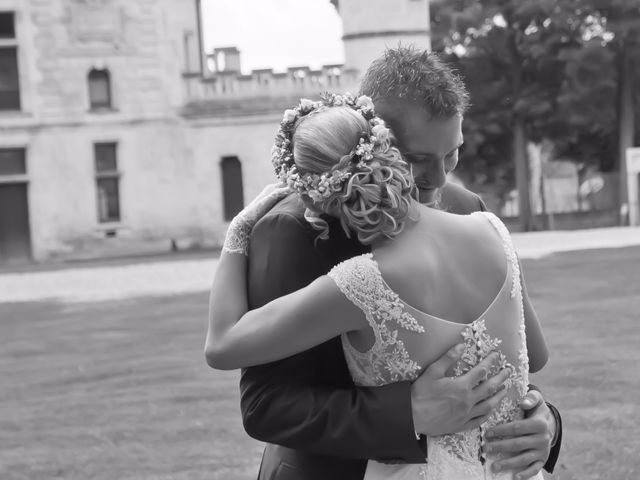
[543,402,562,473]
[527,384,562,473]
[239,212,426,462]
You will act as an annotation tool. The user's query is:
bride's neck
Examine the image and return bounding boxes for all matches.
[370,199,427,250]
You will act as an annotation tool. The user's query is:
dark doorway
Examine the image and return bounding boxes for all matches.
[220,156,244,220]
[0,183,31,264]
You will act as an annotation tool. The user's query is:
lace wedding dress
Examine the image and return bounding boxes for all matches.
[328,212,543,480]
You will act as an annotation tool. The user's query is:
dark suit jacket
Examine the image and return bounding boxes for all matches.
[241,182,560,480]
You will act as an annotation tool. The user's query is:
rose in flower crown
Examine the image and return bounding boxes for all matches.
[271,92,389,203]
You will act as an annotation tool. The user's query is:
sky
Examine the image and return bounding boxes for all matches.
[201,0,345,73]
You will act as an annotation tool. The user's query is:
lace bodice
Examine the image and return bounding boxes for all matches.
[327,212,538,480]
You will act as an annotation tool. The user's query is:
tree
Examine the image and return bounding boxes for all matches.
[587,1,640,218]
[432,0,640,227]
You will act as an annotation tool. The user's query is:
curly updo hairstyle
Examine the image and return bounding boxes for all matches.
[291,106,416,245]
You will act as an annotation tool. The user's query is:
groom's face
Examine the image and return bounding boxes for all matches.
[395,108,464,204]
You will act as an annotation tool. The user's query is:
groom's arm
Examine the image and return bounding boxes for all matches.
[239,211,426,462]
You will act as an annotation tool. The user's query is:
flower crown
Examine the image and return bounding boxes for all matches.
[271,92,390,202]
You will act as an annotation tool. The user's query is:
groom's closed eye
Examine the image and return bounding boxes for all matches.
[403,143,465,164]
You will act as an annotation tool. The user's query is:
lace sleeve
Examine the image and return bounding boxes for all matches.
[328,254,425,384]
[328,254,425,334]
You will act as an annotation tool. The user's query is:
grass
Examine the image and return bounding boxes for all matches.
[1,246,639,480]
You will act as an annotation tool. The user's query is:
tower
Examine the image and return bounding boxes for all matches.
[331,0,431,77]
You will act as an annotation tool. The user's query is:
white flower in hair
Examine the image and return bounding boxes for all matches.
[371,124,390,146]
[355,95,375,113]
[282,109,297,124]
[355,137,375,161]
[299,98,317,111]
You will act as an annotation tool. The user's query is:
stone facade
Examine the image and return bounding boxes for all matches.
[0,0,431,264]
[0,0,209,262]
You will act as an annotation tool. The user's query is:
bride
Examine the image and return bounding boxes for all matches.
[205,93,548,480]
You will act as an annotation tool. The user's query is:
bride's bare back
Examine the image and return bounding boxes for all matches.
[344,205,513,353]
[378,206,509,322]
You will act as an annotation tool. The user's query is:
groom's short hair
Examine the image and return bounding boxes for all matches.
[359,46,470,121]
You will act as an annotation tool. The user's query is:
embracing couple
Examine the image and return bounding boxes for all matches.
[205,47,562,480]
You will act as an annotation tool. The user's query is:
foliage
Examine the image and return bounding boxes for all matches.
[431,0,640,208]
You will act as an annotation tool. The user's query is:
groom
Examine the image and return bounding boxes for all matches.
[241,47,561,480]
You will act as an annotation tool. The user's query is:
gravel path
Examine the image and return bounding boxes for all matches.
[1,227,639,304]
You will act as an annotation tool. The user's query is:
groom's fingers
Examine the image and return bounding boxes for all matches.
[461,351,504,388]
[422,343,465,379]
[486,416,548,439]
[465,386,509,427]
[461,414,492,432]
[483,434,546,454]
[491,454,544,479]
[461,388,507,431]
[472,367,511,401]
[510,460,545,480]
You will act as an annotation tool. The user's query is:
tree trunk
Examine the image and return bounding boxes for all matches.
[617,39,635,224]
[514,117,532,231]
[503,17,532,231]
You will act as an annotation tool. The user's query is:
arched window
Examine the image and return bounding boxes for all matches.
[220,156,244,221]
[88,68,112,109]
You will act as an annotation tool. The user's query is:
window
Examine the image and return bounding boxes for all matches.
[0,147,31,263]
[0,12,15,38]
[88,69,112,109]
[0,12,19,111]
[0,148,25,175]
[94,143,120,223]
[220,156,244,221]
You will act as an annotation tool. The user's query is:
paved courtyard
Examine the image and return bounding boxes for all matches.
[1,226,639,304]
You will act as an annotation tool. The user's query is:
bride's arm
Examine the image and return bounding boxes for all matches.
[205,252,365,370]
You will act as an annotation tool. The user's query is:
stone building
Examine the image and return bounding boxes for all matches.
[0,0,430,265]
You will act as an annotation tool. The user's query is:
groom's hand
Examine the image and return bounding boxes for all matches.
[411,345,511,436]
[482,390,556,479]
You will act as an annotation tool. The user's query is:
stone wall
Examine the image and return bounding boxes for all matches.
[8,0,199,122]
[0,0,438,263]
[0,0,208,261]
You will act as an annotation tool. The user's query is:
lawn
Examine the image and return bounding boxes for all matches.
[1,246,639,480]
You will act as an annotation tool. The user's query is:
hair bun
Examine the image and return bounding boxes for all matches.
[324,146,415,244]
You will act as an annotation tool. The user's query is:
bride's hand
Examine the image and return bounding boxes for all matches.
[241,183,292,226]
[222,183,292,255]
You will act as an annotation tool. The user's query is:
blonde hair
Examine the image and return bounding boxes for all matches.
[291,106,415,244]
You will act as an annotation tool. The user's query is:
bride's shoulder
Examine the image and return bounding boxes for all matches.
[468,211,511,238]
[329,253,378,277]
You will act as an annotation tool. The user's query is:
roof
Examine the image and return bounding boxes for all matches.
[180,94,321,119]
